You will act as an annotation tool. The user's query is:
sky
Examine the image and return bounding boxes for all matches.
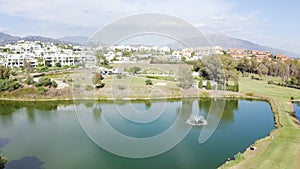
[0,0,299,54]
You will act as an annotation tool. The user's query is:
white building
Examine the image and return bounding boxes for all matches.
[159,46,171,53]
[169,55,182,62]
[0,40,86,68]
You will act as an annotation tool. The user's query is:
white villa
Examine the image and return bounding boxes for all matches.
[0,41,88,68]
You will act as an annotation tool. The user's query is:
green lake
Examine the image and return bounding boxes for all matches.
[0,99,275,169]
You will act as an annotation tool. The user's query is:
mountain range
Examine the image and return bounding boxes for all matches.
[0,32,299,57]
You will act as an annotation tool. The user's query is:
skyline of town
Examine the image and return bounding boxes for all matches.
[0,39,296,69]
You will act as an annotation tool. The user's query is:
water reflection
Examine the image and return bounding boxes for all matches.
[93,107,102,122]
[26,107,36,124]
[144,100,151,110]
[0,101,73,114]
[223,99,239,121]
[197,98,238,122]
[0,101,21,114]
[0,114,13,127]
[0,138,10,148]
[0,100,73,125]
[5,156,44,169]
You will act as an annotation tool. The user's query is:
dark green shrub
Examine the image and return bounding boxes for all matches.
[145,79,153,85]
[234,152,245,161]
[55,62,62,67]
[34,81,41,87]
[38,77,52,87]
[74,84,81,88]
[0,79,19,91]
[117,85,125,90]
[95,83,105,89]
[37,87,47,94]
[116,74,122,79]
[234,80,239,92]
[198,79,203,89]
[51,80,58,88]
[85,85,94,91]
[25,77,34,85]
[8,81,19,91]
[206,80,211,90]
[0,155,8,169]
[129,66,141,74]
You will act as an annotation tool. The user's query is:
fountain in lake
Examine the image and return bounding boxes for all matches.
[186,115,208,126]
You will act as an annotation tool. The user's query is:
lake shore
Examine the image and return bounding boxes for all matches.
[219,76,300,169]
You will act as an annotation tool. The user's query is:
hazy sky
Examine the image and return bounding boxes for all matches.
[0,0,299,53]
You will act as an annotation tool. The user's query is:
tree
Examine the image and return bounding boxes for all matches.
[123,51,132,56]
[0,66,10,79]
[24,60,32,75]
[38,77,52,87]
[234,80,239,92]
[202,55,225,82]
[8,81,19,91]
[55,62,62,67]
[191,51,195,57]
[0,79,19,91]
[250,58,258,74]
[257,64,268,77]
[278,62,288,84]
[51,80,58,88]
[45,62,52,67]
[129,67,141,75]
[177,66,194,89]
[237,56,251,75]
[145,79,153,85]
[198,79,203,89]
[92,73,104,85]
[220,54,239,82]
[37,58,44,66]
[0,155,7,169]
[206,80,211,90]
[269,62,278,77]
[25,76,34,85]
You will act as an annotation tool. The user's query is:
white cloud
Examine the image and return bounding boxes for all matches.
[0,0,235,28]
[197,15,266,35]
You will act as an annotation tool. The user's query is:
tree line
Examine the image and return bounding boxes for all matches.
[188,54,300,88]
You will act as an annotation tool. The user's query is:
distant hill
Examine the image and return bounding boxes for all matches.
[23,35,63,44]
[208,34,300,58]
[0,32,21,45]
[0,32,299,57]
[168,34,300,58]
[0,32,85,45]
[58,36,89,45]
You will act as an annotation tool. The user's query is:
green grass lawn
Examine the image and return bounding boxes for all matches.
[221,75,300,169]
[98,75,180,99]
[239,75,300,100]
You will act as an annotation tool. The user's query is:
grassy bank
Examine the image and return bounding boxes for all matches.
[220,75,300,169]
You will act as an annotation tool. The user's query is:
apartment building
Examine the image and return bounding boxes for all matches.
[227,48,249,60]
